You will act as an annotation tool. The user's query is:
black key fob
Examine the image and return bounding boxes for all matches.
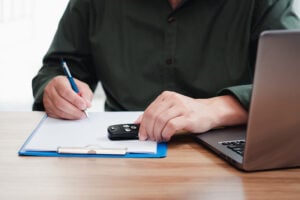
[107,124,140,140]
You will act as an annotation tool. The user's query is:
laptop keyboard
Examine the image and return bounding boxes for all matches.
[220,140,245,156]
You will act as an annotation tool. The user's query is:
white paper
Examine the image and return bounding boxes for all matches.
[25,112,157,154]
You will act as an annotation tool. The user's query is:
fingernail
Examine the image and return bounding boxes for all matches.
[79,103,86,110]
[134,115,143,123]
[87,101,92,108]
[139,133,147,141]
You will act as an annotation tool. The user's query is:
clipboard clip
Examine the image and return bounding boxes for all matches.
[57,145,128,155]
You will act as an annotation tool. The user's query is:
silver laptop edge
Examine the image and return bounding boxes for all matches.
[195,30,300,171]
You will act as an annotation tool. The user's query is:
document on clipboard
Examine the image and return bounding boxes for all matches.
[18,112,167,158]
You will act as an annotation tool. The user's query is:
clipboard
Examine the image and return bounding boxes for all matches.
[18,112,167,158]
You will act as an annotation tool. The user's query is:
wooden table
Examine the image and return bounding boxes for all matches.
[0,112,299,200]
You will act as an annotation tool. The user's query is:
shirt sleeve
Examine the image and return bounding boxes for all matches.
[219,0,300,111]
[32,0,98,111]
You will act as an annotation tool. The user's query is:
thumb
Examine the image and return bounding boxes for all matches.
[75,79,93,108]
[134,114,143,124]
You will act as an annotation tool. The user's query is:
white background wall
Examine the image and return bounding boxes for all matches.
[0,0,300,111]
[0,0,104,111]
[0,0,69,111]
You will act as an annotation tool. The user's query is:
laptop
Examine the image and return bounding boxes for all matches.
[194,30,300,171]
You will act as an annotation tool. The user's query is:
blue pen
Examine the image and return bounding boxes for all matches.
[61,60,80,94]
[61,60,89,117]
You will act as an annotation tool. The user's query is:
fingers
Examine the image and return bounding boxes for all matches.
[43,76,92,120]
[44,88,85,119]
[153,106,183,141]
[161,116,187,141]
[134,114,143,124]
[139,111,187,142]
[75,79,93,108]
[138,92,232,142]
[139,110,186,142]
[140,93,172,141]
[139,91,189,142]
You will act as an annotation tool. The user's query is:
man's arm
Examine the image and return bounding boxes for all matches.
[137,0,300,142]
[32,0,98,113]
[137,92,247,142]
[218,0,300,111]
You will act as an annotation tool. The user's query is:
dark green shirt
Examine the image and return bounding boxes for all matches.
[32,0,299,111]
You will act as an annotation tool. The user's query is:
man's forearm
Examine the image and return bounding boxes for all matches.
[207,95,248,129]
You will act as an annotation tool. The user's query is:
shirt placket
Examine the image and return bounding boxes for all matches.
[162,0,189,90]
[163,12,178,90]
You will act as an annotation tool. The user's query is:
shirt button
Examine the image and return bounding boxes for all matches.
[168,16,175,23]
[166,58,173,65]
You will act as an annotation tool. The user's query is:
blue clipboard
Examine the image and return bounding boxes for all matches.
[18,113,167,158]
[18,140,167,158]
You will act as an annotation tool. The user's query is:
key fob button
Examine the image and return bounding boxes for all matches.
[124,128,131,132]
[130,125,137,129]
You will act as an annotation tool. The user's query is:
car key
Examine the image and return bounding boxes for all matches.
[107,124,140,140]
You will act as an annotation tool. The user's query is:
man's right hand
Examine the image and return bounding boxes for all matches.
[43,76,93,120]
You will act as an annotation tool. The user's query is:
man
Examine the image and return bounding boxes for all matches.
[32,0,299,142]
